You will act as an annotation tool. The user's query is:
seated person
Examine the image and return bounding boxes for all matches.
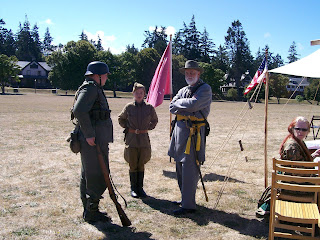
[257,116,320,217]
[280,116,320,161]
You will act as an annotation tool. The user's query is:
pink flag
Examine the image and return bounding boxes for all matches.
[244,56,268,95]
[146,41,172,107]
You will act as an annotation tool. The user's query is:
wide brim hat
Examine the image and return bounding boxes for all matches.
[179,60,204,75]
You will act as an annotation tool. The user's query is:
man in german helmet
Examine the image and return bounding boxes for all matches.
[168,60,212,215]
[72,61,113,223]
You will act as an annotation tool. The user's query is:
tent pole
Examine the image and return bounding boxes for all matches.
[264,50,269,188]
[169,35,173,162]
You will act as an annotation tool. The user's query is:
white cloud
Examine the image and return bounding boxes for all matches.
[297,42,304,51]
[165,26,176,36]
[39,19,54,25]
[84,30,124,54]
[148,26,176,37]
[149,26,156,32]
[45,19,53,25]
[264,32,271,38]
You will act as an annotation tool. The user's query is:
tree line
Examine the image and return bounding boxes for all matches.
[2,15,318,102]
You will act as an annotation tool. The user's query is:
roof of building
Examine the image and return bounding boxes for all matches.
[17,61,52,71]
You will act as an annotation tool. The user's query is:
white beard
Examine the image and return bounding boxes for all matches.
[185,77,198,86]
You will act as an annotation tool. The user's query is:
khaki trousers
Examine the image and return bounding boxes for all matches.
[124,146,151,172]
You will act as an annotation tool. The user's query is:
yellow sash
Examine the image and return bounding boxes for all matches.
[176,114,205,154]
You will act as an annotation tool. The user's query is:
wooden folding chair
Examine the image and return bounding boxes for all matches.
[269,158,320,239]
[311,116,320,140]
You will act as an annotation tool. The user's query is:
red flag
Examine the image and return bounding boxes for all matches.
[146,41,172,107]
[244,57,268,95]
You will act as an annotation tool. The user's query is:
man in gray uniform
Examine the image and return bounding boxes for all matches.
[72,61,113,223]
[168,60,212,215]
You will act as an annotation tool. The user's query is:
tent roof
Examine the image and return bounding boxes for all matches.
[269,49,320,78]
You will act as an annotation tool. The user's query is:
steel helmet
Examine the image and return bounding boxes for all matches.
[84,61,110,76]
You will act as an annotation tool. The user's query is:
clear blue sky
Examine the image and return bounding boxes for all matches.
[1,0,320,62]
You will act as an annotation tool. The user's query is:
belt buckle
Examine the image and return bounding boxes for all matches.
[135,129,140,134]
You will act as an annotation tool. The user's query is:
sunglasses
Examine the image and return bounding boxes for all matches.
[293,127,308,132]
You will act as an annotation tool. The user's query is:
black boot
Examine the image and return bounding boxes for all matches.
[137,171,147,198]
[129,172,139,198]
[81,197,87,218]
[83,198,110,223]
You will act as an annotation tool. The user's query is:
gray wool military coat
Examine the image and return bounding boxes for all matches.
[73,80,113,149]
[168,80,212,163]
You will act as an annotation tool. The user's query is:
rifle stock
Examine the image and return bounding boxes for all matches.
[96,145,131,227]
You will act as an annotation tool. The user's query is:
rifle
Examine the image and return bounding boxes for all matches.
[96,144,131,227]
[188,120,209,202]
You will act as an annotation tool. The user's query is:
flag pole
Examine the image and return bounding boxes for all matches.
[264,49,269,188]
[169,34,173,139]
[169,35,173,163]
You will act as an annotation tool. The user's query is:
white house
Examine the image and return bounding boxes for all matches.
[286,77,310,97]
[13,61,52,88]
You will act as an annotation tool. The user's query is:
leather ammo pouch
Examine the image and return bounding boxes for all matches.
[67,124,81,154]
[90,109,111,120]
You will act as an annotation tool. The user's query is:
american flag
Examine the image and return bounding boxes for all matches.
[244,57,268,95]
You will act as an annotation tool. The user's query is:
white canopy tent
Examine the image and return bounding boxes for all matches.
[269,49,320,78]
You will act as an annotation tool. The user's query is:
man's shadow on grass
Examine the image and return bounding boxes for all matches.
[90,220,156,240]
[142,196,268,239]
[163,170,245,183]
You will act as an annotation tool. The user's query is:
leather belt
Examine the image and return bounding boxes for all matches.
[128,128,148,134]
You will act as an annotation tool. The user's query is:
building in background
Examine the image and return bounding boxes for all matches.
[286,77,310,97]
[12,61,52,88]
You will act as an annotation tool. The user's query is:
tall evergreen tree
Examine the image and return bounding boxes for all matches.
[126,44,138,55]
[16,16,33,61]
[31,24,42,61]
[212,45,229,73]
[43,27,54,56]
[3,29,16,56]
[199,27,215,63]
[173,16,215,62]
[142,26,168,54]
[287,41,299,63]
[0,19,16,56]
[95,35,104,51]
[185,15,201,60]
[16,16,43,61]
[225,20,253,97]
[172,29,184,55]
[79,30,88,41]
[254,45,284,71]
[0,19,6,55]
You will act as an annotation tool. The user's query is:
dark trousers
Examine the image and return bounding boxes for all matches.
[80,140,109,200]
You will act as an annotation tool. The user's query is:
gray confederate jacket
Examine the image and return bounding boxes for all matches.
[168,80,212,163]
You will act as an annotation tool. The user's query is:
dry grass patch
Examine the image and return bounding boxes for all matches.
[0,92,318,239]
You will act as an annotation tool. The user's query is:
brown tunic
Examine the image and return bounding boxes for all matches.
[118,101,158,148]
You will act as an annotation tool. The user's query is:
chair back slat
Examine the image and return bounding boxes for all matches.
[274,179,320,192]
[276,174,320,184]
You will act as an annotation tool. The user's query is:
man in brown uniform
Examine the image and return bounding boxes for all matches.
[118,83,158,198]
